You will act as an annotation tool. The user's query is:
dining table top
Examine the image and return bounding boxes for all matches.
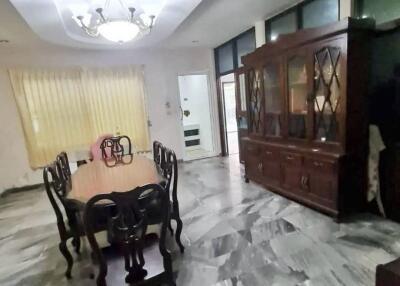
[67,154,164,204]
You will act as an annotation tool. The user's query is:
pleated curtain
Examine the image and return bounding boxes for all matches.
[9,66,150,168]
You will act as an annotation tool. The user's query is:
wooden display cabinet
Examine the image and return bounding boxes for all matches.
[241,18,375,219]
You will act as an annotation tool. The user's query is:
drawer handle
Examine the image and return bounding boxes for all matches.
[257,162,263,172]
[265,151,272,155]
[286,155,294,160]
[301,175,309,190]
[313,161,323,167]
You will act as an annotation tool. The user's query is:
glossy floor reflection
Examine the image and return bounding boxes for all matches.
[1,155,400,285]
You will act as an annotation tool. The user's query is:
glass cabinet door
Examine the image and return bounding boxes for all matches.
[248,69,263,135]
[313,46,341,142]
[237,73,248,129]
[288,56,308,139]
[264,63,281,136]
[238,73,247,113]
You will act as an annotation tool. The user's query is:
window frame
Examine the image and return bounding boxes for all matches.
[265,0,340,41]
[265,7,299,42]
[300,0,340,30]
[214,27,256,77]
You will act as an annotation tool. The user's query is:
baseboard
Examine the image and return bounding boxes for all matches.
[1,183,44,198]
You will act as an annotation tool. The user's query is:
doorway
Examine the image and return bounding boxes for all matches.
[217,70,248,162]
[220,73,239,156]
[178,74,216,161]
[221,77,239,155]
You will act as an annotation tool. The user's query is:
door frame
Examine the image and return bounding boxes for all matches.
[221,81,237,155]
[216,68,248,159]
[176,71,220,161]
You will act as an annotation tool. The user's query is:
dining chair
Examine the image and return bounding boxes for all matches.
[151,142,184,253]
[43,163,83,278]
[152,140,164,171]
[100,135,132,160]
[56,152,71,186]
[84,184,175,286]
[163,148,185,253]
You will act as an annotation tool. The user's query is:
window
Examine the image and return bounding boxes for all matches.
[9,67,150,167]
[236,29,256,67]
[358,0,400,24]
[269,12,297,41]
[302,0,339,29]
[217,42,234,74]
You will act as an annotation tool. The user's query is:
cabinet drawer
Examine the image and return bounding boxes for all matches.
[281,152,303,166]
[263,148,278,160]
[305,158,337,173]
[262,147,280,187]
[245,143,261,156]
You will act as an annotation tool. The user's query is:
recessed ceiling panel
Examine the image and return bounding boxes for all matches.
[9,0,202,49]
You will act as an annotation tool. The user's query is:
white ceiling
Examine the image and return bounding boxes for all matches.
[1,0,301,51]
[165,0,301,48]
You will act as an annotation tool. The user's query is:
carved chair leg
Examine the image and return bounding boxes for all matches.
[95,255,107,286]
[72,236,81,255]
[123,244,133,283]
[90,252,107,286]
[96,276,107,286]
[59,240,73,279]
[174,217,185,253]
[168,220,174,236]
[125,243,147,284]
[163,255,175,286]
[67,210,81,255]
[89,246,107,285]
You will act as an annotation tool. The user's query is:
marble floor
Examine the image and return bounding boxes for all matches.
[1,155,400,285]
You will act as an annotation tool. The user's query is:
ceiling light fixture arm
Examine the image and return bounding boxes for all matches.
[128,7,136,22]
[95,8,107,24]
[76,16,98,37]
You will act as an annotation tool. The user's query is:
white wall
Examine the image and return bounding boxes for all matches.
[0,46,219,193]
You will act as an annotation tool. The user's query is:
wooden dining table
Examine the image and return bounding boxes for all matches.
[67,154,164,204]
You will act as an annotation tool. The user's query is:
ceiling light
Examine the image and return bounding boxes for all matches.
[271,34,278,41]
[98,21,140,43]
[71,0,157,43]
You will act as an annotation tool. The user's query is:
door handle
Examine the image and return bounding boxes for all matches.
[180,106,183,121]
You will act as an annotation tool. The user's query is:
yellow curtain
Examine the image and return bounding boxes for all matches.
[81,66,150,152]
[9,66,150,168]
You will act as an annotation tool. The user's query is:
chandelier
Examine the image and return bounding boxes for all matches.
[72,0,156,44]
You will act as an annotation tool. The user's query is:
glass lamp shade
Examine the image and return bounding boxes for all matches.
[98,21,140,43]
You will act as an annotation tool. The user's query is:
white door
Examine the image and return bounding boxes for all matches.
[178,74,216,161]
